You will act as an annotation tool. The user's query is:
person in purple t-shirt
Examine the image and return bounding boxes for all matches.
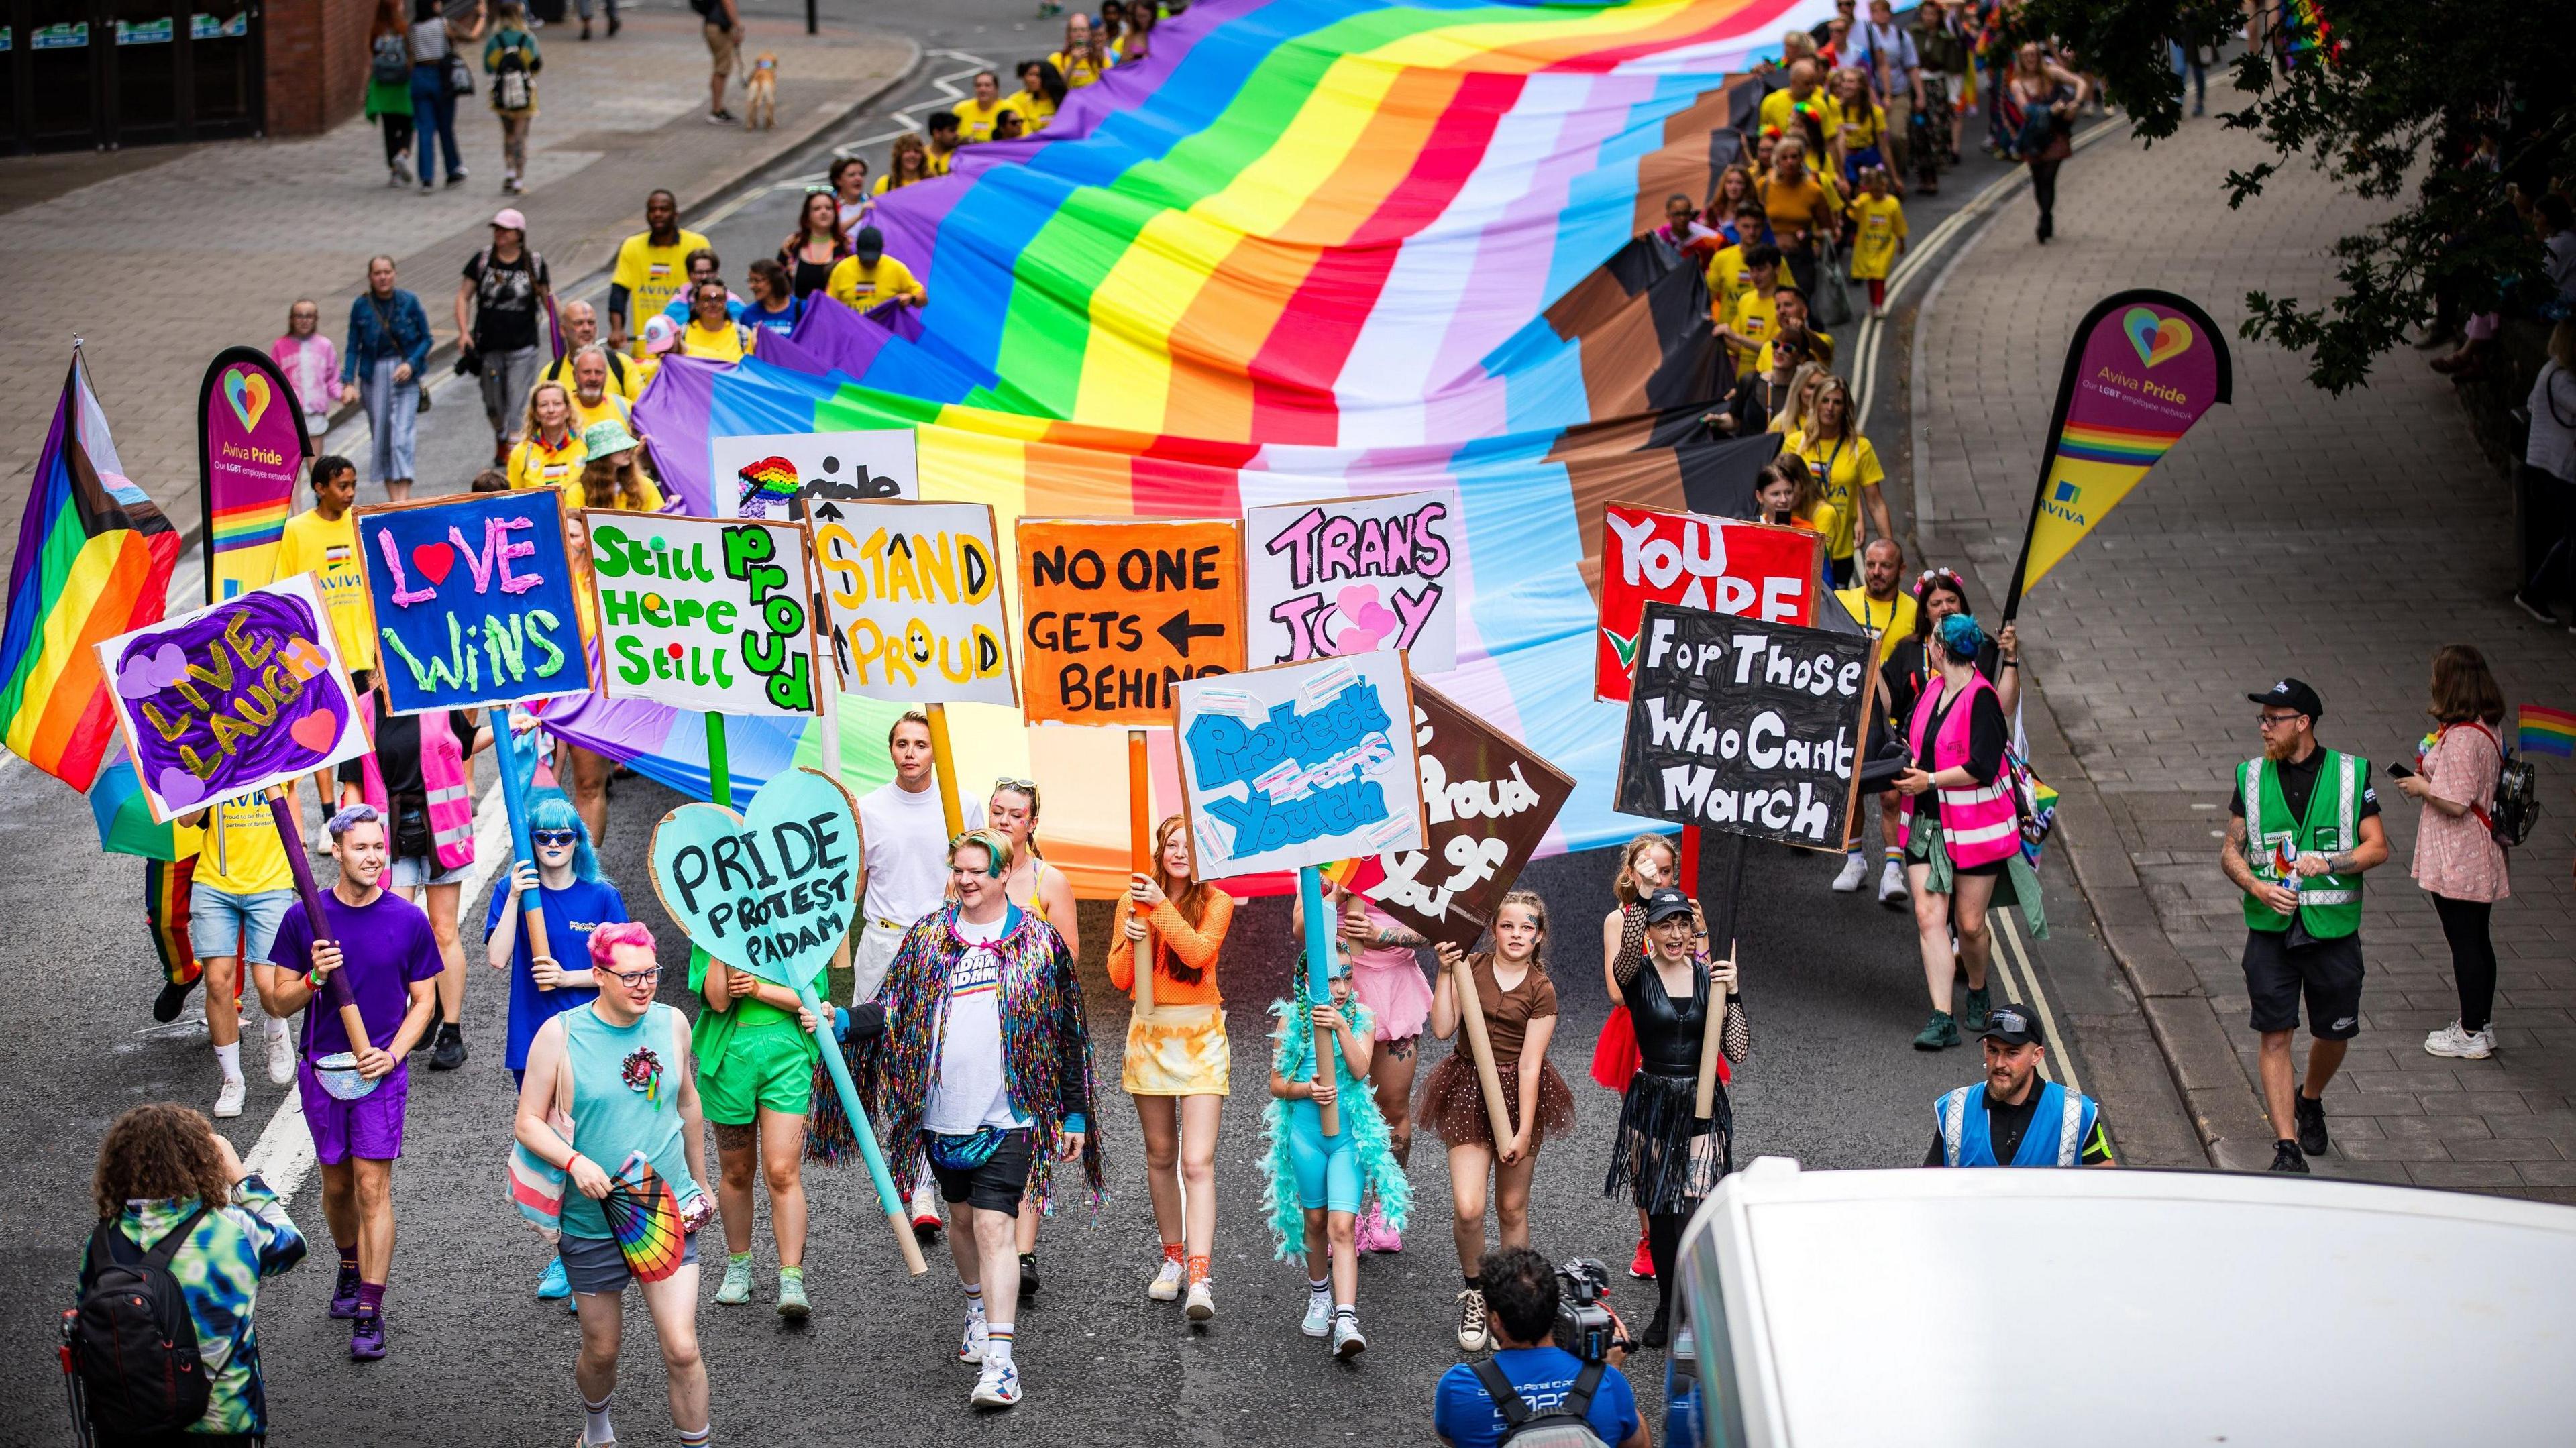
[256,803,440,1363]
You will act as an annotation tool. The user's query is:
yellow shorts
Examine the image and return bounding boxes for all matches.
[1122,1003,1230,1096]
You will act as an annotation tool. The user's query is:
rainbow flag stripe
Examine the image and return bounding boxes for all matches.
[0,354,180,791]
[2518,704,2576,759]
[564,0,1839,892]
[2053,421,2180,468]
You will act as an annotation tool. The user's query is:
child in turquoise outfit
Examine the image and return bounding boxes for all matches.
[1263,955,1409,1359]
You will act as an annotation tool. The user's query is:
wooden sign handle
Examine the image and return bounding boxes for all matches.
[1694,948,1731,1121]
[1452,952,1514,1149]
[1127,728,1153,1013]
[925,702,965,840]
[265,791,375,1057]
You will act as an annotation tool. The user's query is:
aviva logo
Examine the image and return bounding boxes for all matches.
[2053,481,2080,504]
[2041,476,2088,526]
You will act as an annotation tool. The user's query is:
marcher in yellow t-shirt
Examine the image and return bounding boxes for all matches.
[1719,268,1778,365]
[606,190,710,356]
[1792,376,1890,583]
[826,229,928,313]
[566,347,633,436]
[176,789,298,1114]
[1847,171,1909,317]
[1835,571,1917,667]
[674,294,758,364]
[507,381,588,490]
[272,457,378,679]
[955,70,1012,142]
[1051,37,1107,89]
[1010,61,1062,133]
[1758,62,1829,142]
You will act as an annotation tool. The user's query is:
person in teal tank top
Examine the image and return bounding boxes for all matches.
[515,920,712,1448]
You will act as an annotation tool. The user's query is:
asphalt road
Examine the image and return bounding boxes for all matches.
[0,19,2173,1443]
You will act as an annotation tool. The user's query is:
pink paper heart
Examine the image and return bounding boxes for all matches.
[1328,585,1399,655]
[288,710,341,754]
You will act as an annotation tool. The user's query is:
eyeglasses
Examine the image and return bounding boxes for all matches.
[604,965,661,988]
[2257,711,2305,728]
[531,829,580,847]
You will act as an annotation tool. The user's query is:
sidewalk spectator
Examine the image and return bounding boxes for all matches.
[1053,13,1109,89]
[483,3,541,196]
[1791,376,1888,585]
[2538,193,2576,307]
[1432,1248,1644,1448]
[2518,323,2576,623]
[576,0,616,42]
[2220,678,2390,1174]
[541,300,640,400]
[344,255,430,501]
[781,190,850,300]
[408,0,467,192]
[826,227,928,313]
[76,1105,307,1442]
[2004,42,2087,243]
[275,300,346,440]
[458,207,553,467]
[2399,647,2512,1062]
[744,259,803,335]
[2169,37,2207,119]
[367,0,417,187]
[1013,59,1066,133]
[876,133,934,194]
[606,190,711,355]
[828,156,873,238]
[700,0,743,125]
[926,112,963,174]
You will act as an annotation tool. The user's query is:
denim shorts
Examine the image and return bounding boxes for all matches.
[186,887,295,964]
[388,853,471,889]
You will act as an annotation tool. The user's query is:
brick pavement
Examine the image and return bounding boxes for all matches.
[1915,103,2576,1199]
[0,11,912,581]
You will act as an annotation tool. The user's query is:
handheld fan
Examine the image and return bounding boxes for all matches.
[600,1151,688,1282]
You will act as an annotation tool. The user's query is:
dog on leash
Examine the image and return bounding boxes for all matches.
[745,53,780,130]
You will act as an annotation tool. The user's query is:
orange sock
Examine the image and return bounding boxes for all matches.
[1161,1241,1185,1266]
[1187,1254,1211,1286]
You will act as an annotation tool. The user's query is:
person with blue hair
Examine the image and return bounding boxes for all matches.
[485,790,631,1302]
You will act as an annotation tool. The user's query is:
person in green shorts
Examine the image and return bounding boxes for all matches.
[694,935,820,1317]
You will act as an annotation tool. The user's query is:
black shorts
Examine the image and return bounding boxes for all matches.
[1829,554,1856,588]
[927,1129,1034,1216]
[2241,929,2365,1039]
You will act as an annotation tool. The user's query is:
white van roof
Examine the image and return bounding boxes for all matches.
[1679,1156,2576,1448]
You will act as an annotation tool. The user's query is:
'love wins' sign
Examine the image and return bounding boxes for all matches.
[647,767,862,989]
[354,490,594,714]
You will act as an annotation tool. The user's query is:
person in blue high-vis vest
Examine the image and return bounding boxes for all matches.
[1927,1003,2111,1167]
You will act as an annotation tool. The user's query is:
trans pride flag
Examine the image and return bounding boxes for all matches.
[555,0,1839,893]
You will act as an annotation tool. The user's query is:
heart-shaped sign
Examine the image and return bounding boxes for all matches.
[2122,307,2193,369]
[648,767,861,990]
[223,368,272,432]
[411,541,455,585]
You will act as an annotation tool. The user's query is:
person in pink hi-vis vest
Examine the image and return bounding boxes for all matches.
[1894,612,2020,1052]
[341,689,490,1071]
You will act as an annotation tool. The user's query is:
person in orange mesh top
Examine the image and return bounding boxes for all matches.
[1107,812,1236,1325]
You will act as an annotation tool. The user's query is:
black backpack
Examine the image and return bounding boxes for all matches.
[1470,1358,1613,1448]
[2449,723,2540,849]
[370,32,409,86]
[64,1206,212,1439]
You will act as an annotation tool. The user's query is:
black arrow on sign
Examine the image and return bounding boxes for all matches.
[1157,610,1225,657]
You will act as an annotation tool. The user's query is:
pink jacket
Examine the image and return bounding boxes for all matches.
[272,333,343,416]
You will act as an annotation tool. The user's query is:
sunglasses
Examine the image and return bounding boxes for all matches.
[991,776,1038,794]
[531,829,580,847]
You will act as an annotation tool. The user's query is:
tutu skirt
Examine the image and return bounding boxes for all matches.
[1590,1005,1725,1091]
[1122,1003,1231,1096]
[1602,1069,1733,1215]
[1415,1054,1577,1150]
[1351,956,1432,1042]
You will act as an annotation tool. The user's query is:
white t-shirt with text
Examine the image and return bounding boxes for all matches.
[924,911,1027,1135]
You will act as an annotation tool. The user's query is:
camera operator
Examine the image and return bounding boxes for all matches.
[1433,1247,1648,1448]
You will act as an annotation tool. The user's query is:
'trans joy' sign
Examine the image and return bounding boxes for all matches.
[1244,491,1460,674]
[94,573,372,822]
[588,512,820,716]
[1173,653,1426,879]
[354,490,592,714]
[647,767,861,989]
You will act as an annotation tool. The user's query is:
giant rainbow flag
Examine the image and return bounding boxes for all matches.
[551,0,1835,893]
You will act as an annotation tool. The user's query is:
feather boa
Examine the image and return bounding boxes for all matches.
[1258,996,1411,1260]
[855,904,1105,1210]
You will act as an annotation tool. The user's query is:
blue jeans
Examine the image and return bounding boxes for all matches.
[411,63,462,183]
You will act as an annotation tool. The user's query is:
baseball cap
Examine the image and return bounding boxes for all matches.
[853,225,885,262]
[1642,887,1696,926]
[491,207,528,232]
[641,315,680,357]
[2249,678,2324,720]
[1980,1003,2043,1048]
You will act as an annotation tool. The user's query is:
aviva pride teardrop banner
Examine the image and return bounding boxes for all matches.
[197,347,311,606]
[2004,290,2233,611]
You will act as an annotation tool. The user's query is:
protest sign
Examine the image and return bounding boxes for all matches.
[1613,602,1874,852]
[588,512,820,716]
[354,490,593,714]
[1018,517,1244,726]
[1173,653,1426,880]
[710,429,917,520]
[197,347,309,606]
[1353,681,1576,949]
[1244,491,1460,674]
[648,766,859,990]
[94,573,370,822]
[810,500,1015,705]
[1594,502,1823,704]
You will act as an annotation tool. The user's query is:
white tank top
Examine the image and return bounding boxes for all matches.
[409,18,450,61]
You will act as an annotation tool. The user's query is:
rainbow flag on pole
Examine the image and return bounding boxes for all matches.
[2518,704,2576,759]
[0,349,181,791]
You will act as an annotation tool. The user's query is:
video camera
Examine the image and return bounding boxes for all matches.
[1552,1257,1625,1363]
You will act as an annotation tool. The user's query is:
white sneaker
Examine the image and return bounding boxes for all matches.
[266,1023,295,1086]
[1184,1278,1215,1323]
[957,1316,989,1363]
[2424,1020,2496,1060]
[1878,860,1908,905]
[1300,1293,1332,1338]
[970,1359,1020,1409]
[1831,853,1869,892]
[213,1077,246,1119]
[1456,1288,1490,1351]
[910,1180,944,1238]
[1331,1313,1367,1358]
[1148,1256,1184,1302]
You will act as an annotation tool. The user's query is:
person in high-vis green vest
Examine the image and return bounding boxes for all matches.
[2220,679,2389,1175]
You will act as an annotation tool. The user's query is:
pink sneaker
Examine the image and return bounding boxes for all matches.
[1357,1203,1403,1253]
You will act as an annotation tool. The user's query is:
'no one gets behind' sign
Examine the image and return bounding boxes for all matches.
[1016,518,1245,726]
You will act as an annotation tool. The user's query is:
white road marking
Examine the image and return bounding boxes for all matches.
[235,778,515,1203]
